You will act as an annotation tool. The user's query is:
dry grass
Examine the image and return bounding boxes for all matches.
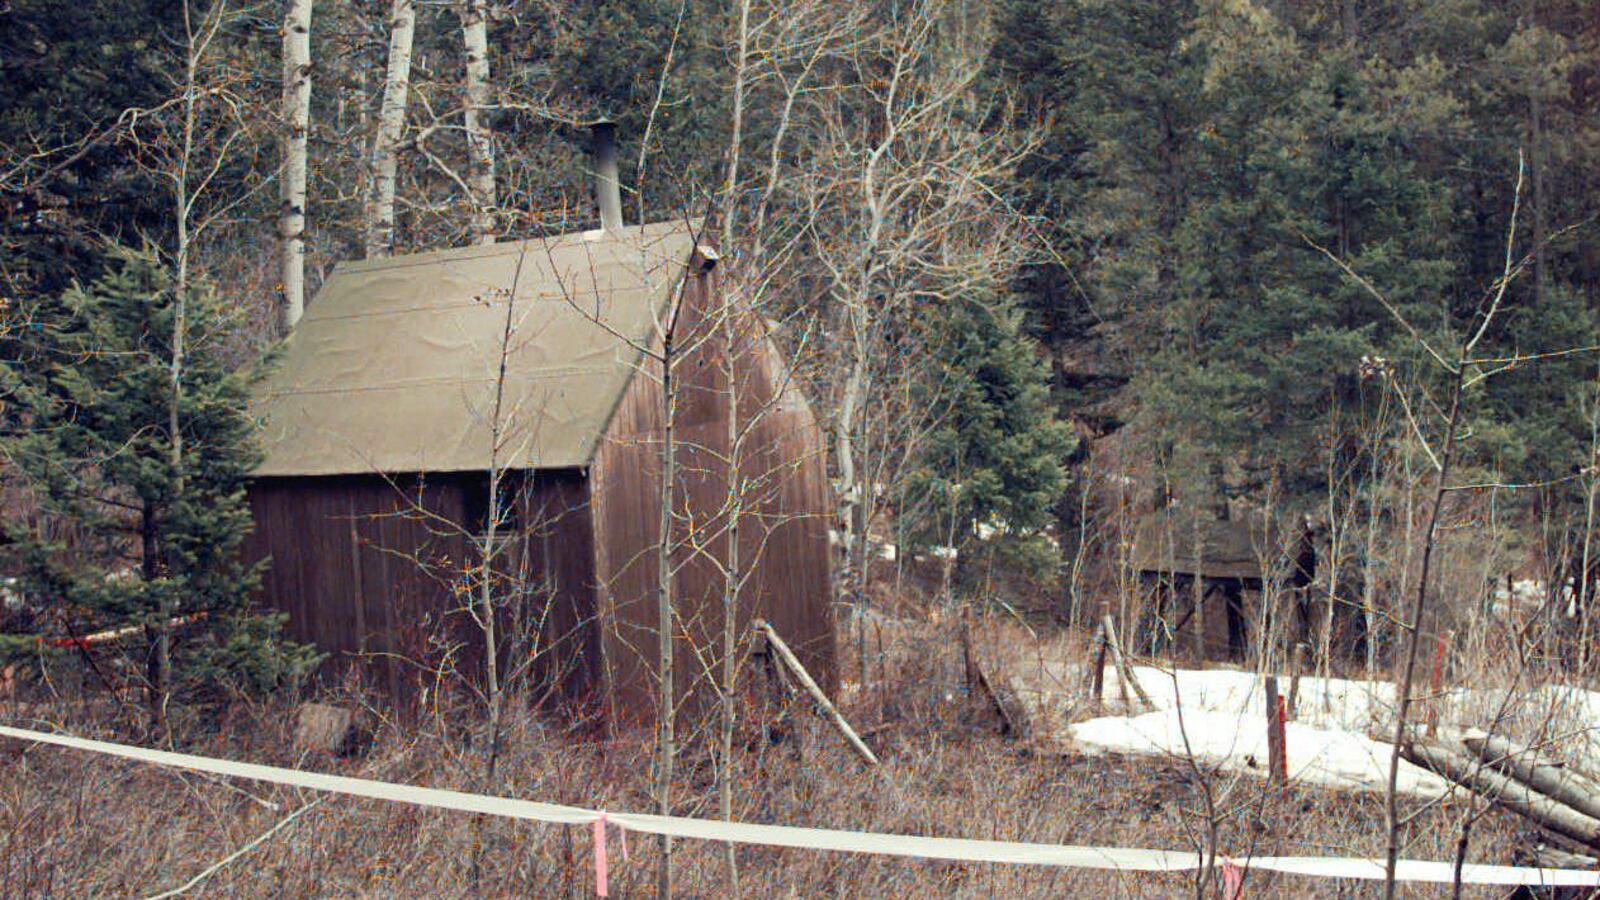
[0,614,1552,898]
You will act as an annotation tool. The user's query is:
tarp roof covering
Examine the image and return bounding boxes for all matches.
[1128,510,1302,581]
[253,222,698,477]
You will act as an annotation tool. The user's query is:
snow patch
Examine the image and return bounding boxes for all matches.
[1062,666,1455,797]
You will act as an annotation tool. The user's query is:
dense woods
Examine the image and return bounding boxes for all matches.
[1,0,1599,895]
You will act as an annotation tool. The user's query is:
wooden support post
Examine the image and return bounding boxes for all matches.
[1088,623,1108,708]
[755,619,879,766]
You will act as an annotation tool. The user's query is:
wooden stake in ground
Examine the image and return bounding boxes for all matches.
[756,619,879,766]
[1085,621,1108,708]
[1265,676,1287,786]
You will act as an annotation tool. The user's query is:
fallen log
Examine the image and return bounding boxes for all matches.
[1464,731,1600,824]
[1404,737,1600,852]
[1102,615,1153,711]
[754,619,879,767]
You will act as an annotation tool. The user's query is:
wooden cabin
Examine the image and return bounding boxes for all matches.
[1128,510,1316,662]
[242,219,835,722]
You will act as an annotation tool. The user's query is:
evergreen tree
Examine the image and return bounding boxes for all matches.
[0,249,317,713]
[0,0,174,296]
[1152,2,1465,500]
[900,294,1073,583]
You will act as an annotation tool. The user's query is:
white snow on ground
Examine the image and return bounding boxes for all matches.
[992,635,1600,798]
[1062,666,1463,797]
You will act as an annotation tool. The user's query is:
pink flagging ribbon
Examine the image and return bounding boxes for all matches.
[1221,858,1245,898]
[592,812,629,897]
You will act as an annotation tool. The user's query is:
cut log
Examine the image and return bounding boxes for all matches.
[1404,737,1600,852]
[755,619,879,767]
[1464,731,1600,823]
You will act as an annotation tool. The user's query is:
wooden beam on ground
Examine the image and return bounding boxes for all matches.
[973,657,1026,739]
[754,619,879,767]
[1404,737,1600,852]
[1464,731,1600,823]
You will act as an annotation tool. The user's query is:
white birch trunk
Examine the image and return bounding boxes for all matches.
[836,337,868,589]
[719,0,750,250]
[279,0,314,330]
[459,0,495,244]
[365,0,415,258]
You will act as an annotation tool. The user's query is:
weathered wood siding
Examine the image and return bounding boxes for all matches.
[589,262,836,723]
[243,471,599,707]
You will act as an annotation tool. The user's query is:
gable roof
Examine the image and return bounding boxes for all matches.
[252,221,699,477]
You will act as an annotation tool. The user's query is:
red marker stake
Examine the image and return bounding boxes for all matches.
[1426,630,1451,737]
[1274,694,1289,787]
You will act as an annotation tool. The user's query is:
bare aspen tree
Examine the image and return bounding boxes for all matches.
[553,213,698,897]
[278,0,314,331]
[459,0,496,244]
[474,247,534,779]
[365,0,416,258]
[654,287,680,900]
[463,245,533,889]
[165,0,228,730]
[791,0,1035,619]
[716,3,752,887]
[717,313,742,892]
[119,0,243,730]
[157,0,202,732]
[566,239,696,898]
